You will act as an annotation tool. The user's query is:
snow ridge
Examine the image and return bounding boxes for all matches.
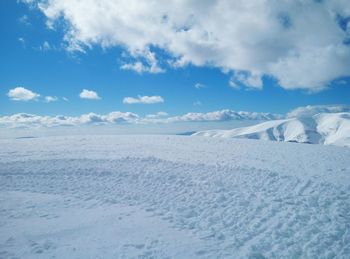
[193,112,350,147]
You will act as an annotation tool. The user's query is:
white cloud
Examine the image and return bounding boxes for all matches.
[0,111,139,128]
[45,96,58,102]
[105,111,139,123]
[193,101,202,106]
[230,71,263,90]
[7,87,63,103]
[19,0,36,4]
[194,83,206,89]
[123,95,164,104]
[120,61,164,74]
[0,109,282,128]
[79,89,101,100]
[287,105,350,118]
[31,0,350,91]
[7,87,40,101]
[62,97,69,101]
[120,49,165,74]
[120,62,147,74]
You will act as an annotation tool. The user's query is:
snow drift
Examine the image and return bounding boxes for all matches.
[193,112,350,147]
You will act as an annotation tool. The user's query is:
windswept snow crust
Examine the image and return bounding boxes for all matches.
[1,135,350,258]
[194,112,350,147]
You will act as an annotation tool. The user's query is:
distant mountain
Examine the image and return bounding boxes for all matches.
[193,112,350,147]
[166,109,283,123]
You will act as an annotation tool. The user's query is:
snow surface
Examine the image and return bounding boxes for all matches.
[193,112,350,147]
[1,135,350,258]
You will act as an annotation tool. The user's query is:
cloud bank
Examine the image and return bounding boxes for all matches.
[31,0,350,91]
[0,109,282,128]
[0,112,139,128]
[2,105,347,128]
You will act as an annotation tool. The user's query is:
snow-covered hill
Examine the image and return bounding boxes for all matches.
[0,135,350,258]
[193,112,350,147]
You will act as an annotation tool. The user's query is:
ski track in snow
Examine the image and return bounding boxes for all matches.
[0,135,350,258]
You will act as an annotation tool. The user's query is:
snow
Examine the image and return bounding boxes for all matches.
[0,192,207,258]
[1,135,350,258]
[193,112,350,147]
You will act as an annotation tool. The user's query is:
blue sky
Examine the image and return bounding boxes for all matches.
[1,0,349,122]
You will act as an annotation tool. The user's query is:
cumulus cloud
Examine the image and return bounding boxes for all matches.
[79,89,101,100]
[7,87,40,101]
[123,95,164,104]
[287,104,350,118]
[29,0,350,91]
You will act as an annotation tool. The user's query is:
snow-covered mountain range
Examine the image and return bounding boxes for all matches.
[193,112,350,147]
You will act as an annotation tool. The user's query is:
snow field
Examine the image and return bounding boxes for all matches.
[0,135,350,258]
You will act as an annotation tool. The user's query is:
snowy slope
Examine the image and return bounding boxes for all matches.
[0,135,350,258]
[193,112,350,147]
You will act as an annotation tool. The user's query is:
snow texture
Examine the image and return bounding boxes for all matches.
[1,135,350,258]
[194,112,350,147]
